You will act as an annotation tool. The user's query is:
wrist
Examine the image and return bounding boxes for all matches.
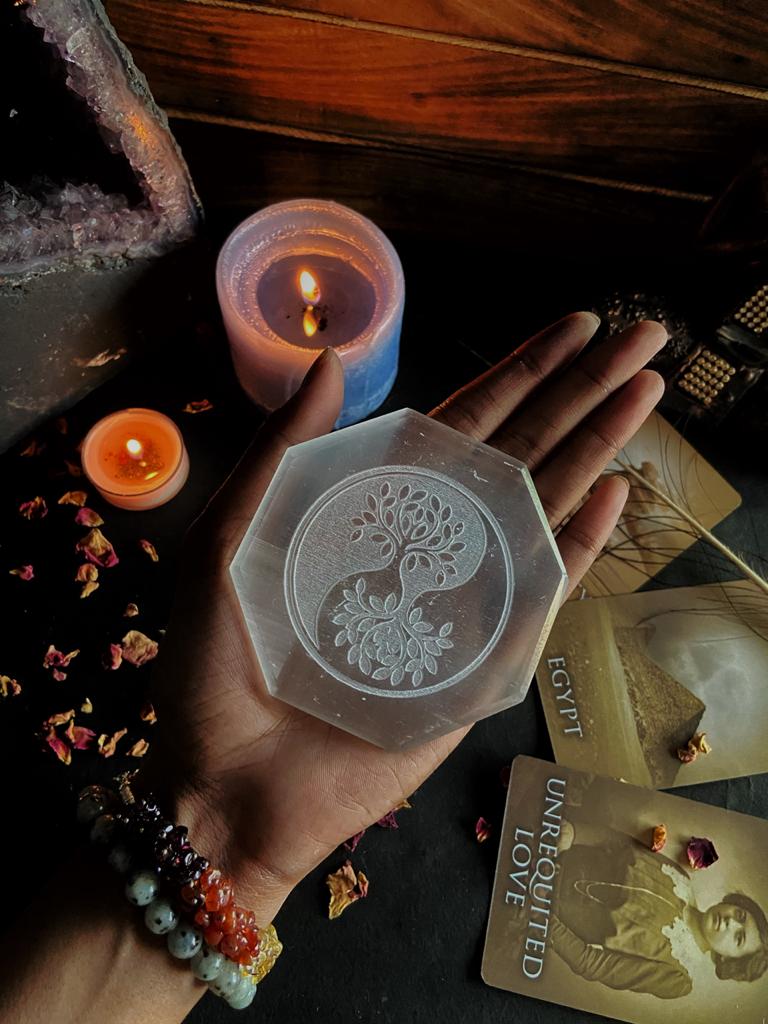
[170,779,296,929]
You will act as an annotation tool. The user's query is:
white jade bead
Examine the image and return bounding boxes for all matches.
[191,946,225,981]
[144,898,178,935]
[167,923,203,960]
[125,871,159,907]
[227,977,257,1010]
[209,961,242,998]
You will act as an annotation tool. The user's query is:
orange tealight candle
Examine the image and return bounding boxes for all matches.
[81,408,189,510]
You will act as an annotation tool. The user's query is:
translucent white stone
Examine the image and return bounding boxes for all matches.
[144,898,177,935]
[125,871,158,907]
[167,923,203,959]
[230,409,567,749]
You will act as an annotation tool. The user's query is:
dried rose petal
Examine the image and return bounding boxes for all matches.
[123,602,139,617]
[81,697,93,714]
[75,562,99,599]
[376,810,400,829]
[44,728,71,765]
[43,646,79,680]
[9,565,34,581]
[138,539,159,562]
[128,738,150,757]
[55,417,68,435]
[651,824,667,853]
[121,630,159,667]
[677,746,698,764]
[64,459,82,477]
[689,732,712,755]
[343,830,365,853]
[0,675,22,697]
[103,644,123,671]
[376,798,411,829]
[183,399,214,414]
[475,817,492,843]
[76,528,118,568]
[678,731,712,763]
[20,438,45,457]
[71,726,96,750]
[326,861,369,920]
[75,507,104,527]
[98,727,127,758]
[44,709,75,728]
[139,702,157,724]
[687,836,719,870]
[19,496,47,520]
[58,491,88,507]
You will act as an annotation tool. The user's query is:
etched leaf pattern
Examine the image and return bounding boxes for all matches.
[333,480,468,687]
[348,481,466,588]
[332,579,453,688]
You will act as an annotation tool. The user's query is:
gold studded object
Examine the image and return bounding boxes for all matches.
[675,348,736,407]
[733,283,768,335]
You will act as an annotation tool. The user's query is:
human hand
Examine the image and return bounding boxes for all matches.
[149,312,666,927]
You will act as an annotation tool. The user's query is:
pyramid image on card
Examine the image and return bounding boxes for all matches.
[615,626,705,787]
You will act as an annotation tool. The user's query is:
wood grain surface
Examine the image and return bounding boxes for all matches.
[254,0,768,90]
[107,0,767,195]
[171,118,707,261]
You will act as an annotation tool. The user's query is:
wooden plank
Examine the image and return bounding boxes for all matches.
[171,117,706,261]
[256,0,768,90]
[107,0,767,194]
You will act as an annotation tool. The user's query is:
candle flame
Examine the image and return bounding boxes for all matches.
[299,269,321,305]
[125,438,144,459]
[302,307,319,338]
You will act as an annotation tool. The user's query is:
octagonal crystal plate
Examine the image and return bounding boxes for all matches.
[230,409,567,749]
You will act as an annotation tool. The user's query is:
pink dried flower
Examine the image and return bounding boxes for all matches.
[76,528,118,568]
[121,630,159,667]
[19,496,47,520]
[9,565,34,581]
[687,836,719,870]
[343,830,366,853]
[74,507,104,527]
[475,817,492,843]
[138,539,159,562]
[103,644,123,671]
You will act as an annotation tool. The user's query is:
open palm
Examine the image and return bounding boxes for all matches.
[150,312,666,926]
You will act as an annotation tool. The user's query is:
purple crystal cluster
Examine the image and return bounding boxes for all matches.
[1,0,199,275]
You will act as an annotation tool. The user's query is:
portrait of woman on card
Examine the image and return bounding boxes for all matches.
[551,821,768,999]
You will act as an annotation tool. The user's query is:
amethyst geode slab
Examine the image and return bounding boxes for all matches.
[2,0,199,274]
[0,0,201,450]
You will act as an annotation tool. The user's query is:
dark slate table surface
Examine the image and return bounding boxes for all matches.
[2,227,767,1024]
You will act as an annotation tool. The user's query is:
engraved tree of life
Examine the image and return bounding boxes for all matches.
[330,481,468,688]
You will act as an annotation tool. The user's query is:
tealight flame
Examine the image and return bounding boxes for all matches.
[125,438,144,460]
[302,308,319,338]
[299,269,321,305]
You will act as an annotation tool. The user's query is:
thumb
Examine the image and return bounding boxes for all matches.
[202,347,344,560]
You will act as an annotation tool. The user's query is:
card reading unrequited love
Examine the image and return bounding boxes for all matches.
[581,412,740,598]
[482,757,768,1024]
[536,580,768,788]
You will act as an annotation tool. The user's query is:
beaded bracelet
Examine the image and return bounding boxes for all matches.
[77,783,282,1011]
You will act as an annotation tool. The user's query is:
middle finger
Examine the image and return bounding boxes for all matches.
[487,320,666,468]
